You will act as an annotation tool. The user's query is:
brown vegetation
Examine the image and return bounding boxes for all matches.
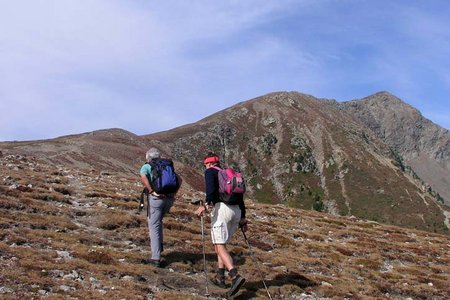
[1,154,449,299]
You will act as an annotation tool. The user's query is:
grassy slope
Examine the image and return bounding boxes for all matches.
[1,155,449,299]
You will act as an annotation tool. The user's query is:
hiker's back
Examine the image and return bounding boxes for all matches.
[148,158,180,194]
[213,166,245,205]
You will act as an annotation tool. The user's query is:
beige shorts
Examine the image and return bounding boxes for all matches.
[210,202,241,244]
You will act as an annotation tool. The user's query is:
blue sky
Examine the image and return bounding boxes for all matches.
[1,1,450,141]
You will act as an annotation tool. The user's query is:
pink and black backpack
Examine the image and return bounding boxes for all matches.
[213,166,246,199]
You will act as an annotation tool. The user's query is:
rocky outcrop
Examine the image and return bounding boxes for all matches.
[144,92,449,233]
[341,91,450,204]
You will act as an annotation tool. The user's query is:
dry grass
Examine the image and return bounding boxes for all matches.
[97,211,142,230]
[1,154,449,299]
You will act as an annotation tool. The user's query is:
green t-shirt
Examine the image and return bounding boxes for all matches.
[140,163,153,182]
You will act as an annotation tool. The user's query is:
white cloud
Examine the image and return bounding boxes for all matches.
[1,1,450,140]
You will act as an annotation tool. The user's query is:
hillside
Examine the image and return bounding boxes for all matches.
[143,92,450,234]
[0,128,147,174]
[1,153,449,299]
[2,91,449,235]
[341,92,450,205]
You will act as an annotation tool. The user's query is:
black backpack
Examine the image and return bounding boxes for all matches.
[147,158,180,194]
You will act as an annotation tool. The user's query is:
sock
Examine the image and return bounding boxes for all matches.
[228,268,238,278]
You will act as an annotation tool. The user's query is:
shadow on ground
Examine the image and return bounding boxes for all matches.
[164,251,218,266]
[235,272,317,299]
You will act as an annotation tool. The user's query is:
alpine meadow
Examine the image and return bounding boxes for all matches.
[1,91,449,299]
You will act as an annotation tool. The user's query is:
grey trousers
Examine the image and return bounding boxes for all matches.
[147,194,174,260]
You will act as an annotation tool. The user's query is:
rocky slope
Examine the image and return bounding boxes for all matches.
[1,91,449,235]
[144,92,449,234]
[1,154,449,299]
[0,128,147,174]
[341,92,450,205]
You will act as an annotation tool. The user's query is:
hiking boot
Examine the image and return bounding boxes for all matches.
[227,274,245,297]
[210,274,227,289]
[146,258,166,268]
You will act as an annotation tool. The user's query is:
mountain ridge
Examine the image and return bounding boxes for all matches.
[2,90,450,298]
[341,91,450,204]
[142,91,449,233]
[1,91,449,234]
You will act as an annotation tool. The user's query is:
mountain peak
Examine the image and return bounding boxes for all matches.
[3,91,449,232]
[345,91,405,108]
[141,91,450,233]
[341,93,450,205]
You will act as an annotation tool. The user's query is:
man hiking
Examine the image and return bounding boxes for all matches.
[140,147,181,267]
[195,153,247,298]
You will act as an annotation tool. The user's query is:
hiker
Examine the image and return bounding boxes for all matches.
[140,147,181,267]
[195,153,247,297]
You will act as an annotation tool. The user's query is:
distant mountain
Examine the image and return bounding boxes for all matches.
[1,91,449,234]
[0,128,204,193]
[341,91,450,205]
[0,128,145,174]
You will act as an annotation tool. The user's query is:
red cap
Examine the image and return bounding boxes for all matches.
[203,156,220,164]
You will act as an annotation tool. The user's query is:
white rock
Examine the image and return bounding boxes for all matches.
[0,287,14,294]
[321,281,332,287]
[121,276,134,281]
[56,250,72,259]
[59,285,74,292]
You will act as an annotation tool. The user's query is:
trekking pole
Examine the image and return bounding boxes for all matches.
[139,188,149,213]
[200,200,210,297]
[138,189,145,212]
[241,228,273,300]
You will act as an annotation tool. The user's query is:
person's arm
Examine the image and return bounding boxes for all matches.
[238,197,248,231]
[238,198,246,219]
[195,168,216,216]
[140,174,153,193]
[204,168,216,206]
[140,164,154,194]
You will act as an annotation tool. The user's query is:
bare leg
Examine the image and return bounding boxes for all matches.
[214,244,234,271]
